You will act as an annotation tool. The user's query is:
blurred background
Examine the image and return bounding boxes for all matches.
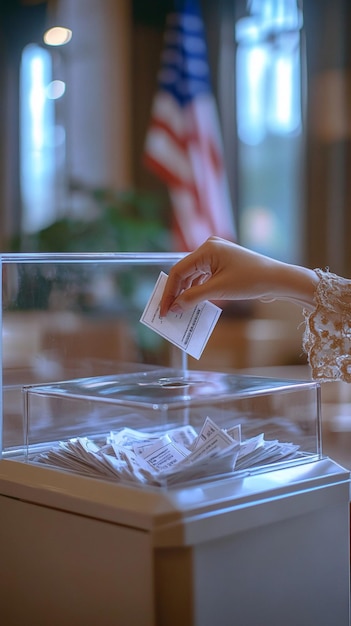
[0,0,351,464]
[1,0,351,270]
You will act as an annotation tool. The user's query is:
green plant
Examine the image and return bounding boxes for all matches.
[12,186,172,253]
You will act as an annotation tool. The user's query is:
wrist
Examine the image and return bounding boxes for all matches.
[266,261,318,309]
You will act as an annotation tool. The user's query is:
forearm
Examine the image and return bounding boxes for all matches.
[263,260,319,310]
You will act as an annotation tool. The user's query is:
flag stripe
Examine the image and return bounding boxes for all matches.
[144,0,236,251]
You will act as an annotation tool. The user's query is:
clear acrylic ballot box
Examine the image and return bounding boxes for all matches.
[20,369,322,485]
[0,253,349,626]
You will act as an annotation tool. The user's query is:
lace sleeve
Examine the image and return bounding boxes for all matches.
[303,269,351,382]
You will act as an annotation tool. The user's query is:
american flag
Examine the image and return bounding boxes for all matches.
[143,0,236,251]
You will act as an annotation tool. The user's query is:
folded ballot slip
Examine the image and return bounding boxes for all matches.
[140,271,222,359]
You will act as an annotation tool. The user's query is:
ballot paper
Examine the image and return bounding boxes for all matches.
[140,271,222,359]
[33,417,300,487]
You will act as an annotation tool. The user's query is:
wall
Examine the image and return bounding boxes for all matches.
[55,0,132,206]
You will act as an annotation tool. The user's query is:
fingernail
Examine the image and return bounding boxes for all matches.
[170,303,183,313]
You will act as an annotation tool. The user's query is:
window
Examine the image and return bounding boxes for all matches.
[20,43,67,234]
[235,0,304,262]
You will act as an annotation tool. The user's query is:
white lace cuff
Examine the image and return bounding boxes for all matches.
[303,269,351,382]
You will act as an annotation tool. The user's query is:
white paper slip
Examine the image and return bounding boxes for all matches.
[140,271,222,359]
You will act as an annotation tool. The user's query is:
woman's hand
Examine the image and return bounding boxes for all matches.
[160,236,318,316]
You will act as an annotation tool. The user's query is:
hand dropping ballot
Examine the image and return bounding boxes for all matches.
[140,271,222,359]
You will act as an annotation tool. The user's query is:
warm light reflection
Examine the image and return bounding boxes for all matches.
[43,26,72,47]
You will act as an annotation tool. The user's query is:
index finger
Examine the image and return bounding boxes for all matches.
[159,256,205,316]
